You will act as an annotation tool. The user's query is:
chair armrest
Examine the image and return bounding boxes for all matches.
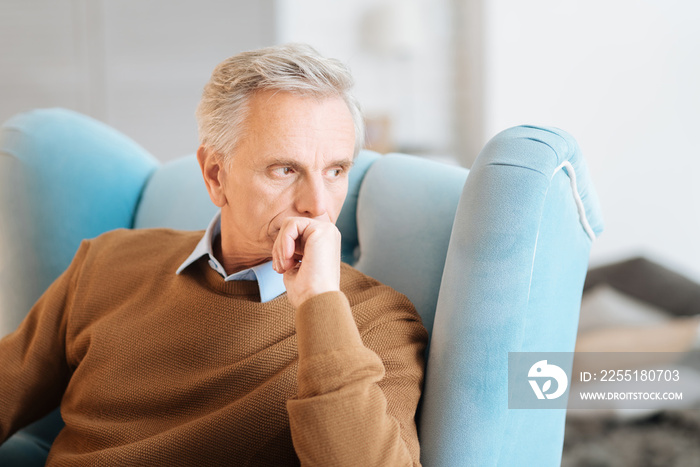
[0,108,158,336]
[420,126,603,466]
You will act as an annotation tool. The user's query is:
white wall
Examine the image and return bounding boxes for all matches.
[0,0,275,161]
[275,0,454,155]
[2,0,452,159]
[480,0,700,280]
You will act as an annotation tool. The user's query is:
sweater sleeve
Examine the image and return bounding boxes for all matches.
[0,240,89,442]
[286,290,428,466]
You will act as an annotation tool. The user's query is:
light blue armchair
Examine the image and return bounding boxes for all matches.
[0,108,602,466]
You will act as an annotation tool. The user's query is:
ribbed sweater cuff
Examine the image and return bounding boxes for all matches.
[295,291,364,359]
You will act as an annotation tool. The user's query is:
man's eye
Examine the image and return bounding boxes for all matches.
[273,167,293,176]
[328,168,343,177]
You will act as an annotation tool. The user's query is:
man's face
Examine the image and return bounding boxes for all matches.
[216,90,356,263]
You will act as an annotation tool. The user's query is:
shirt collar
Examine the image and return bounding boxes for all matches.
[176,211,286,303]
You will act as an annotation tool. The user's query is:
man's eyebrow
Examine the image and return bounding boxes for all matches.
[265,158,355,170]
[329,158,355,169]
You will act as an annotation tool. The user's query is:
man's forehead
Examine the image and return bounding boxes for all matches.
[233,91,356,167]
[249,94,353,137]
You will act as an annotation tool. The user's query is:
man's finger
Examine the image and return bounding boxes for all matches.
[274,218,311,273]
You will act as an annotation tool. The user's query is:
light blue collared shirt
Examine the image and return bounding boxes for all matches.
[176,212,286,303]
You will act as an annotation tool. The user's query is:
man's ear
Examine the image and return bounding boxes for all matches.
[197,145,227,207]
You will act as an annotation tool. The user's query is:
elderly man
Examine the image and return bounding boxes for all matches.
[0,44,428,465]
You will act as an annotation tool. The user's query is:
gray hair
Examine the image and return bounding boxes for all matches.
[196,43,364,165]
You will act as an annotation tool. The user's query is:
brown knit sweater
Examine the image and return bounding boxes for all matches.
[0,228,428,466]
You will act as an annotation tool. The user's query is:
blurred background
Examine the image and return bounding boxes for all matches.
[2,0,700,464]
[2,0,700,280]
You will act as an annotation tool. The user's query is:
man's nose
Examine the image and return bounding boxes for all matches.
[295,174,328,219]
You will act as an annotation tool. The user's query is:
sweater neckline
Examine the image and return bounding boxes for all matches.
[194,258,265,299]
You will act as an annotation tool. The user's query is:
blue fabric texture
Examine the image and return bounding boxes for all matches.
[419,126,602,466]
[0,432,50,467]
[133,155,218,231]
[0,108,158,336]
[353,154,470,337]
[0,109,602,466]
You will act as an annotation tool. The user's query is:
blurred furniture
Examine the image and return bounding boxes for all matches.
[0,108,603,466]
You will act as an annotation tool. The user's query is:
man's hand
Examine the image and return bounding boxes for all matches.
[272,217,342,309]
